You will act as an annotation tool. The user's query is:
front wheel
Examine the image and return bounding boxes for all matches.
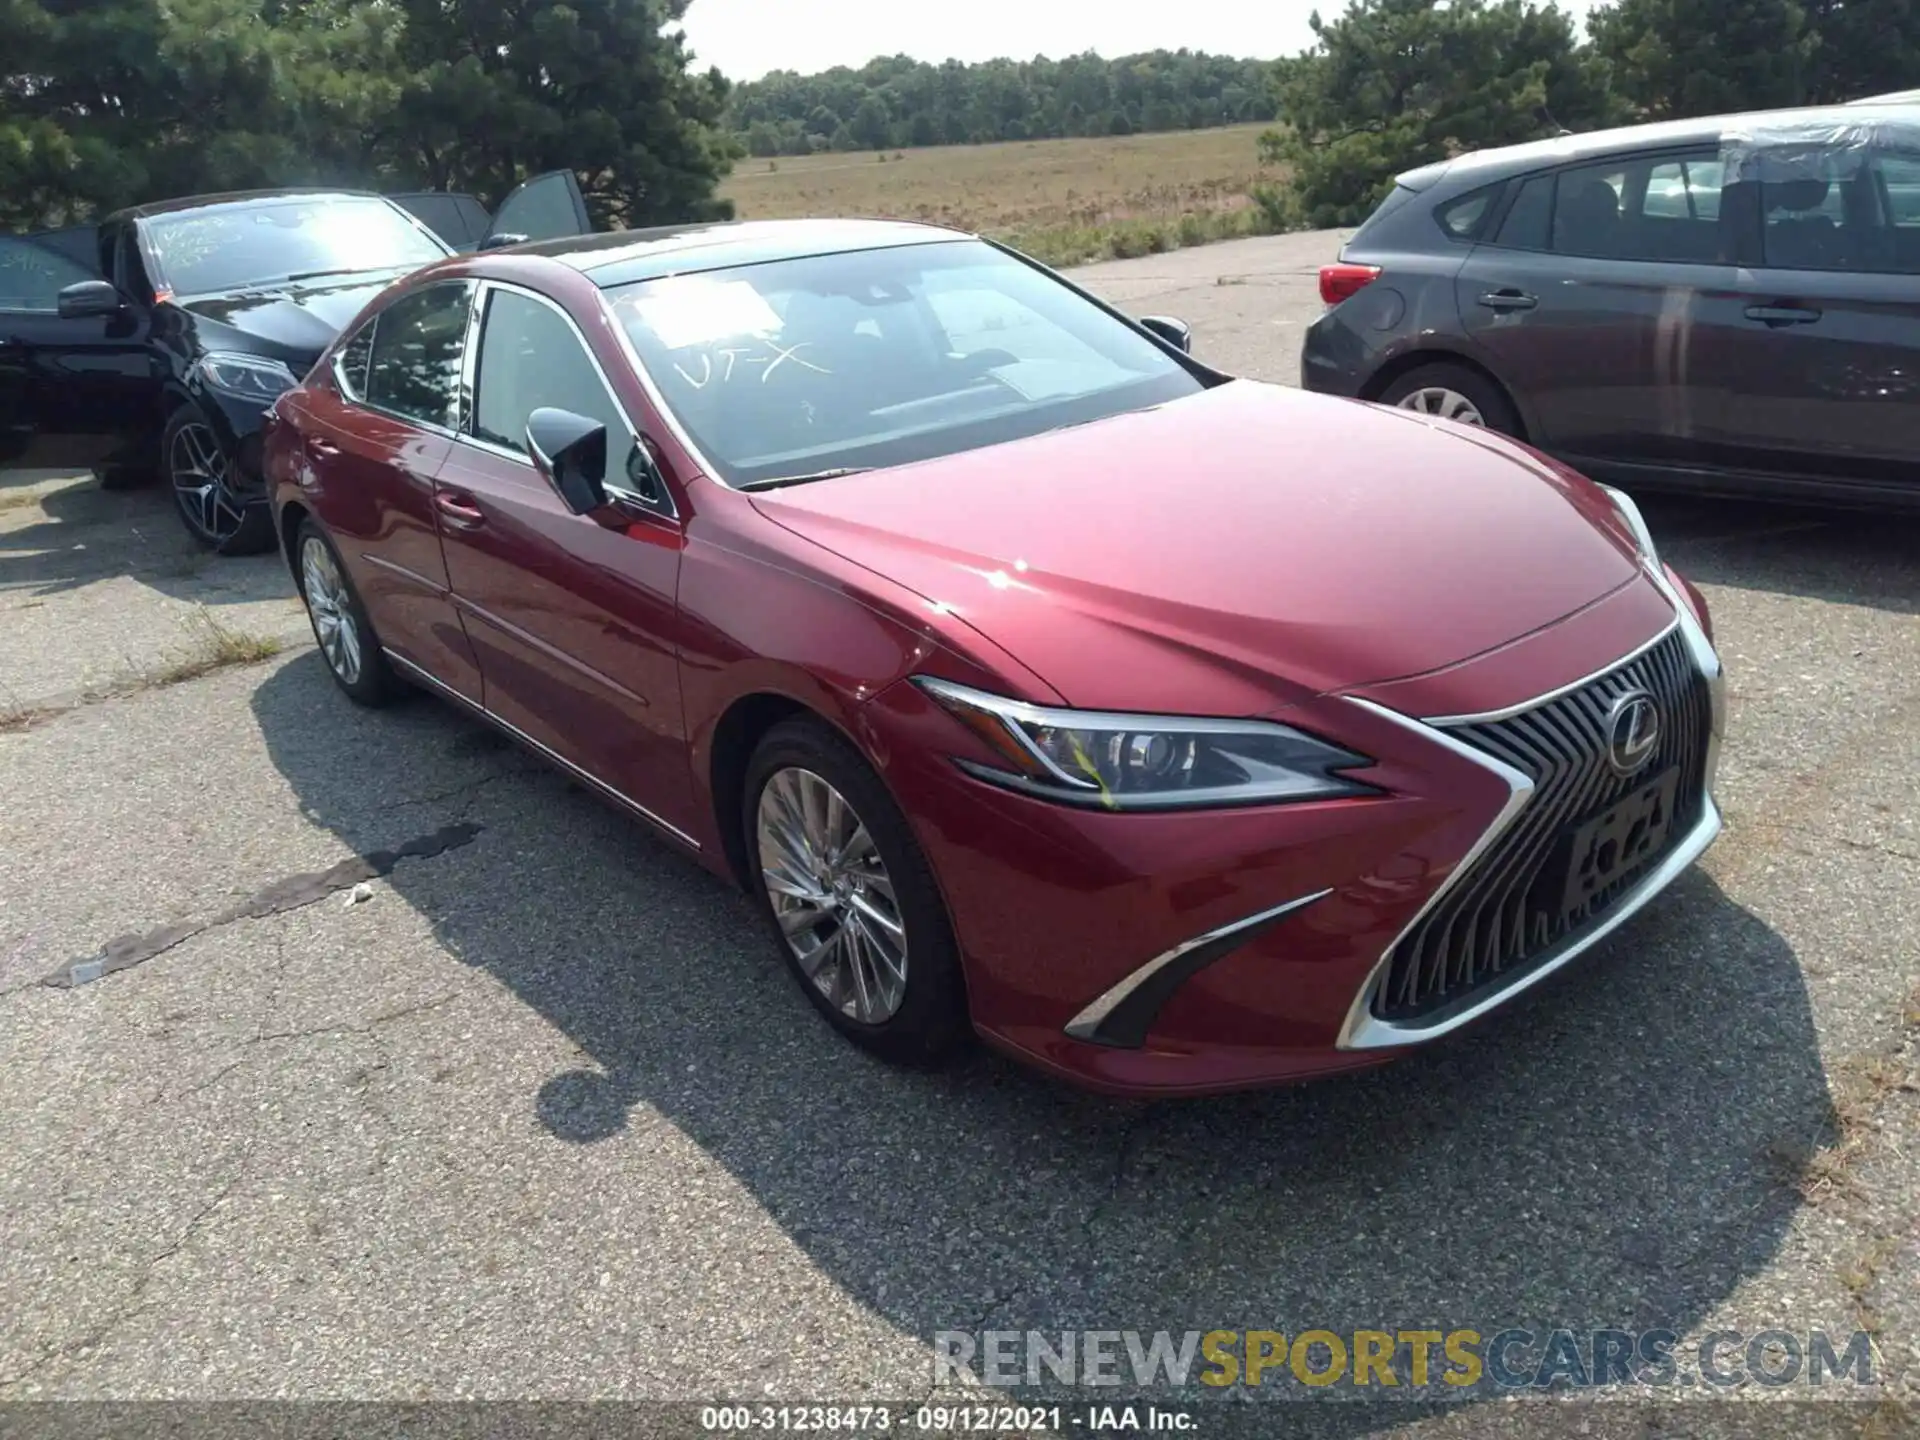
[164,405,274,554]
[1377,362,1521,437]
[744,718,969,1067]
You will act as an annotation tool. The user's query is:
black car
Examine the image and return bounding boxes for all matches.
[1301,102,1920,511]
[0,172,589,552]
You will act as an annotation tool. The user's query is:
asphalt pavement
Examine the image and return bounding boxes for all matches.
[1,232,1916,1435]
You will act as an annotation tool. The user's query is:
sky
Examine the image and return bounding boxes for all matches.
[678,0,1604,83]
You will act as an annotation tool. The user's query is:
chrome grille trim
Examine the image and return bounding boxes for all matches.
[1338,590,1724,1051]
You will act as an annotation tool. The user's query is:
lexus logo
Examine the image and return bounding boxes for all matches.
[1605,689,1661,775]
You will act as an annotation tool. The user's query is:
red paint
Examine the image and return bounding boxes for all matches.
[264,242,1712,1097]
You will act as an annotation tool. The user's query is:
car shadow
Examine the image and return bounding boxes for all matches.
[1631,490,1920,617]
[251,652,1831,1421]
[0,469,291,607]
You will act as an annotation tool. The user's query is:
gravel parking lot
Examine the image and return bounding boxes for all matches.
[2,231,1916,1432]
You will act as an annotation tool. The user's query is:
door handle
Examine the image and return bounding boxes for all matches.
[1478,289,1538,312]
[434,490,486,528]
[1744,304,1821,327]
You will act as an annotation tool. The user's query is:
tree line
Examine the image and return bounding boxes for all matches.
[0,0,737,232]
[724,51,1281,156]
[1270,0,1920,227]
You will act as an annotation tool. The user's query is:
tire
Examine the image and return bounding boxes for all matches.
[743,717,970,1067]
[1377,362,1522,437]
[294,518,400,706]
[163,404,275,554]
[97,459,159,491]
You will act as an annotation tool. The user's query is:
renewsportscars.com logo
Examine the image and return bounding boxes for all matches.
[934,1327,1879,1392]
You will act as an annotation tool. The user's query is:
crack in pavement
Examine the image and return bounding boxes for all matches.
[36,822,484,991]
[0,1172,242,1394]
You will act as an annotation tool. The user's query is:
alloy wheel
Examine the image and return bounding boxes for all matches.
[169,421,252,544]
[300,536,363,686]
[1395,387,1486,425]
[756,766,908,1024]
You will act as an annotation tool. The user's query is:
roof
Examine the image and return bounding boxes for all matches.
[1407,100,1920,188]
[512,218,972,288]
[107,188,383,223]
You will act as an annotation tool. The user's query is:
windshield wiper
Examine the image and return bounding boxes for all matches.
[280,264,409,285]
[737,467,873,492]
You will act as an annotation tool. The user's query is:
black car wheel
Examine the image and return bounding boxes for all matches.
[1378,363,1522,437]
[295,518,400,706]
[743,717,970,1067]
[164,404,275,554]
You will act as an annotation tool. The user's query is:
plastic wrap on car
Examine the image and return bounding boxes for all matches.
[1721,114,1920,183]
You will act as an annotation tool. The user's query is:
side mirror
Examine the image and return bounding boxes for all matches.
[57,280,125,320]
[526,407,608,515]
[478,232,530,253]
[1138,315,1191,353]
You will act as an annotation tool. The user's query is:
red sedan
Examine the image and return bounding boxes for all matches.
[262,219,1727,1097]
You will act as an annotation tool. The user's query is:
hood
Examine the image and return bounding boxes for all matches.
[751,382,1647,716]
[176,270,408,364]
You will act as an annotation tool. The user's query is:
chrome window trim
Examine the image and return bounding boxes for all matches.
[467,278,679,522]
[1064,887,1334,1045]
[1335,592,1725,1051]
[382,647,700,852]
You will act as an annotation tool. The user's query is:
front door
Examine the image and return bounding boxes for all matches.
[480,171,592,249]
[434,281,694,838]
[0,235,150,469]
[308,279,484,701]
[1703,144,1920,499]
[1456,146,1737,473]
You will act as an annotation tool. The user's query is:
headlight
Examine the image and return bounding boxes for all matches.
[194,352,300,401]
[914,677,1377,811]
[1599,484,1659,565]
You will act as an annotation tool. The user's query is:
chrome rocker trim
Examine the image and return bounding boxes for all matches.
[1065,888,1334,1049]
[381,647,702,852]
[1335,581,1725,1052]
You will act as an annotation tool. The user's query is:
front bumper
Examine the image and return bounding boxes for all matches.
[869,582,1724,1098]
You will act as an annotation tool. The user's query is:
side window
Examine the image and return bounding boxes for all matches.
[335,322,375,400]
[1869,152,1920,275]
[1494,174,1554,250]
[472,287,633,465]
[1436,184,1500,241]
[0,238,98,312]
[365,282,474,429]
[1550,162,1627,258]
[1548,150,1724,263]
[1757,145,1872,271]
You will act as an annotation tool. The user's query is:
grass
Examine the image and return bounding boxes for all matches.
[150,608,284,688]
[720,123,1295,267]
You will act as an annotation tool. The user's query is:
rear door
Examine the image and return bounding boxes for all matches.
[0,234,149,468]
[481,171,592,249]
[434,280,694,837]
[1705,143,1920,498]
[300,280,484,701]
[1455,145,1738,471]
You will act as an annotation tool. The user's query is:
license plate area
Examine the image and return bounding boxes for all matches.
[1556,767,1681,919]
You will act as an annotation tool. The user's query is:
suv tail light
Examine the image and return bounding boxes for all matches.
[1319,263,1381,306]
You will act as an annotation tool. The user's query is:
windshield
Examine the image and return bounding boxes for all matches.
[142,196,449,296]
[604,240,1206,487]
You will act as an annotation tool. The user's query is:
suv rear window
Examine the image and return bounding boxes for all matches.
[1436,185,1501,241]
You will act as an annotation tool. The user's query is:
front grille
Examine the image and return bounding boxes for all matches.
[1372,627,1711,1022]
